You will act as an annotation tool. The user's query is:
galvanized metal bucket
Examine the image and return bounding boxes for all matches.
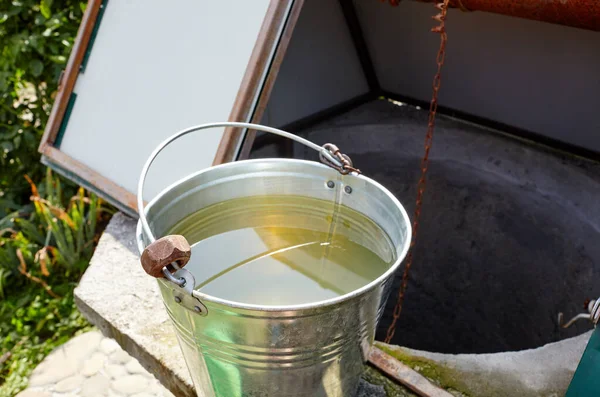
[136,122,411,397]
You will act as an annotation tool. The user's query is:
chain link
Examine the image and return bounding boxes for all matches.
[384,0,451,344]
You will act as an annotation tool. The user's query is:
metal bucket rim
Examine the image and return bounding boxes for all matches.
[136,158,412,312]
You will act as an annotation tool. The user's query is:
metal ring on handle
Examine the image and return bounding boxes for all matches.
[137,122,347,245]
[592,298,600,326]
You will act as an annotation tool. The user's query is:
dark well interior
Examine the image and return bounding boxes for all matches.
[241,0,600,354]
[248,99,600,354]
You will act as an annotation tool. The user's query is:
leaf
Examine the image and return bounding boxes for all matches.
[29,59,44,77]
[15,218,46,245]
[55,171,63,204]
[35,13,45,25]
[16,249,27,274]
[80,2,87,13]
[34,247,50,276]
[0,268,9,299]
[1,141,14,153]
[45,168,53,202]
[29,36,44,55]
[40,0,52,19]
[24,174,40,198]
[0,72,9,91]
[48,55,66,64]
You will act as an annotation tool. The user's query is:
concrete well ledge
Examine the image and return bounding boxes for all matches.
[376,332,589,397]
[75,212,590,397]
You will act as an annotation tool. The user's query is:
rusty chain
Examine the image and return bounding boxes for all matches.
[384,0,451,344]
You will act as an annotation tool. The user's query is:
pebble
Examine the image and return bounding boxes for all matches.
[61,332,102,363]
[106,363,128,379]
[100,338,120,355]
[54,375,84,392]
[28,352,78,387]
[110,349,132,365]
[81,374,110,397]
[15,391,52,397]
[111,374,149,394]
[18,331,174,397]
[81,352,107,377]
[125,360,147,375]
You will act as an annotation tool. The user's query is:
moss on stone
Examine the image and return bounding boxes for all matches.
[374,343,471,397]
[362,366,418,397]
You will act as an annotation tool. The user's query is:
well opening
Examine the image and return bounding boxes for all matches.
[250,99,600,354]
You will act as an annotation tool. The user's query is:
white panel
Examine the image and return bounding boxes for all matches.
[262,0,369,127]
[59,0,271,201]
[354,1,600,152]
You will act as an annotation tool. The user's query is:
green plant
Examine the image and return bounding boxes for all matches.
[0,2,113,394]
[26,169,102,269]
[0,169,112,395]
[0,169,107,295]
[0,0,85,216]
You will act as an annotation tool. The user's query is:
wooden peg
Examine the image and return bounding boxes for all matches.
[140,235,191,278]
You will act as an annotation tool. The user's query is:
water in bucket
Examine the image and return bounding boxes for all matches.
[168,195,396,306]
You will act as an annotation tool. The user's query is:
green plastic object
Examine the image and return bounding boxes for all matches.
[565,326,600,396]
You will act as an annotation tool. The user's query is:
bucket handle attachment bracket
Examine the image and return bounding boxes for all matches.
[319,143,361,175]
[137,122,359,289]
[558,298,600,329]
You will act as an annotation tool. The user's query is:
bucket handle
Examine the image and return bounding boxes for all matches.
[137,122,359,285]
